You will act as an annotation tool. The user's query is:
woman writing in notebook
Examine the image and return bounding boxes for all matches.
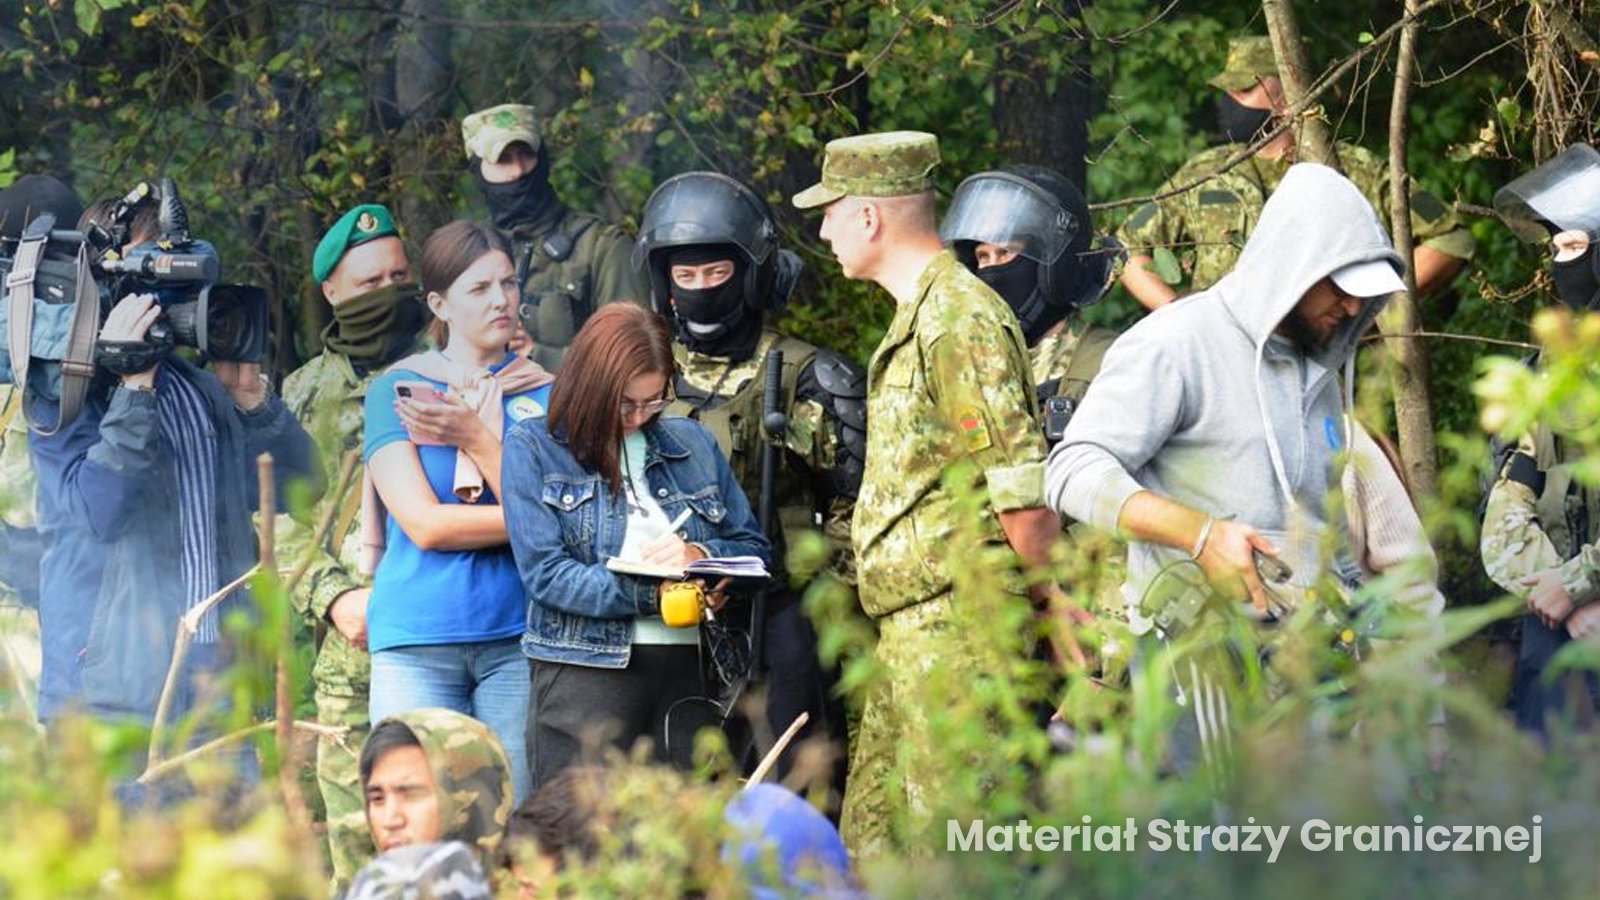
[502,303,769,787]
[362,220,552,803]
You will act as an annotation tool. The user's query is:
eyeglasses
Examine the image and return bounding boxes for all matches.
[620,396,672,418]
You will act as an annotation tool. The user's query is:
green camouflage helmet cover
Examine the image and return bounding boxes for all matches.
[374,708,514,857]
[792,131,940,209]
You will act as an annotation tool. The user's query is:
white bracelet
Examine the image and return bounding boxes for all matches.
[1191,515,1215,560]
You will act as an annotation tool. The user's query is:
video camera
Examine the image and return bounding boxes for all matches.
[83,178,269,371]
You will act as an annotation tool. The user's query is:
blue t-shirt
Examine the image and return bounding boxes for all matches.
[362,354,552,653]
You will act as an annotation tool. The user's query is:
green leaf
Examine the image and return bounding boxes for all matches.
[1357,31,1374,44]
[75,0,102,36]
[1151,247,1183,285]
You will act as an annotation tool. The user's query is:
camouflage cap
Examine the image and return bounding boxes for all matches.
[1210,36,1278,92]
[791,131,940,209]
[313,203,400,282]
[461,103,542,162]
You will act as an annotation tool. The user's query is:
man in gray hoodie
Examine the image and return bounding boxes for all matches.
[1045,163,1404,619]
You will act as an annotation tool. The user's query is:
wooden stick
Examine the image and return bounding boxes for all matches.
[138,720,348,785]
[146,563,262,769]
[746,712,810,786]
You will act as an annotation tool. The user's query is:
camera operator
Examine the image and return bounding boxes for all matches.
[26,196,316,746]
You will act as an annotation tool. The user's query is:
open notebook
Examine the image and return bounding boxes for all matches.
[604,555,770,581]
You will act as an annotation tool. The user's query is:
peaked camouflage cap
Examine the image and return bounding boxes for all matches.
[792,131,940,209]
[1210,36,1279,92]
[461,103,542,161]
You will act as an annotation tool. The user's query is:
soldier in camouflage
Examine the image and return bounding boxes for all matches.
[461,103,649,371]
[794,132,1060,858]
[636,171,865,807]
[277,202,427,890]
[359,707,515,859]
[1118,35,1476,310]
[1481,147,1600,734]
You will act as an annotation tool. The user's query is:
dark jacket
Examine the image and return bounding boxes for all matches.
[503,415,769,669]
[29,357,317,722]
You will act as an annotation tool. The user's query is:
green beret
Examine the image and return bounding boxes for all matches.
[312,203,399,282]
[792,131,940,209]
[1210,36,1279,92]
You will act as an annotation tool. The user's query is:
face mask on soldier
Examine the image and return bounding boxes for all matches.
[1215,93,1275,145]
[471,153,558,232]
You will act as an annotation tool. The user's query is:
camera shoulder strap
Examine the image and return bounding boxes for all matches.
[6,230,101,436]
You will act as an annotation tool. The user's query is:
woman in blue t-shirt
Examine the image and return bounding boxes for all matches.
[362,219,551,802]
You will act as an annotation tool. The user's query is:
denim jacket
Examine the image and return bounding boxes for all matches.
[503,415,770,669]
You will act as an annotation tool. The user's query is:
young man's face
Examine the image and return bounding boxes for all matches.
[480,142,540,185]
[1280,276,1365,352]
[365,745,443,852]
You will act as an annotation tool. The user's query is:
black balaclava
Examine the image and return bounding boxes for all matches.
[1551,243,1600,309]
[667,244,761,360]
[975,254,1055,345]
[1215,93,1275,145]
[471,148,558,233]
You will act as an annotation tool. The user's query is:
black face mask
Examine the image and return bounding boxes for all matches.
[1551,244,1600,310]
[1216,94,1275,144]
[978,256,1058,345]
[673,276,761,359]
[472,152,558,232]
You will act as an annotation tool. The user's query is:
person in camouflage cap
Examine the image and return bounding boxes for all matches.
[360,708,515,860]
[275,202,425,891]
[1117,35,1476,310]
[461,102,649,371]
[795,131,1061,859]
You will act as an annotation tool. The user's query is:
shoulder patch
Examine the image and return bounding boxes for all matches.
[1124,202,1158,232]
[955,405,992,453]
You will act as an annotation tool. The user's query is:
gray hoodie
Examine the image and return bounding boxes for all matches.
[1045,163,1403,607]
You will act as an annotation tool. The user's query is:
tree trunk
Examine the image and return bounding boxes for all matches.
[1383,0,1440,496]
[1260,0,1340,169]
[393,0,454,235]
[993,10,1093,192]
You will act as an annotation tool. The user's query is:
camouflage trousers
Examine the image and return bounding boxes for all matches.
[839,594,985,862]
[315,687,372,894]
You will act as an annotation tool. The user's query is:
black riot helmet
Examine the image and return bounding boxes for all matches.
[941,165,1114,344]
[634,172,800,350]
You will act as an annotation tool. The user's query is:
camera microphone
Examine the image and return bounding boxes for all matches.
[99,250,219,283]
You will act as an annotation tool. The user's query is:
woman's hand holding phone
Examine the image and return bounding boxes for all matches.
[394,381,489,451]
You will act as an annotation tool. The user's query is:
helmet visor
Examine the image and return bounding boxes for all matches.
[633,174,773,269]
[940,174,1078,265]
[1494,144,1600,243]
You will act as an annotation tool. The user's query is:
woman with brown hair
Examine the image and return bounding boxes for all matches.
[502,303,769,787]
[362,219,553,804]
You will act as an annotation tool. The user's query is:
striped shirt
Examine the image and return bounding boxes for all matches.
[156,368,222,643]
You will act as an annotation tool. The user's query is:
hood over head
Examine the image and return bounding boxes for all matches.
[383,708,514,857]
[1213,162,1403,372]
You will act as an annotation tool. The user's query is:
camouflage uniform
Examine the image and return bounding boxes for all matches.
[1119,142,1475,294]
[1482,425,1600,729]
[671,330,856,584]
[373,707,515,857]
[344,842,491,900]
[0,386,41,720]
[277,350,378,887]
[461,105,648,372]
[847,253,1046,857]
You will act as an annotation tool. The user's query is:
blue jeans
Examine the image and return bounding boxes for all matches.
[369,637,531,803]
